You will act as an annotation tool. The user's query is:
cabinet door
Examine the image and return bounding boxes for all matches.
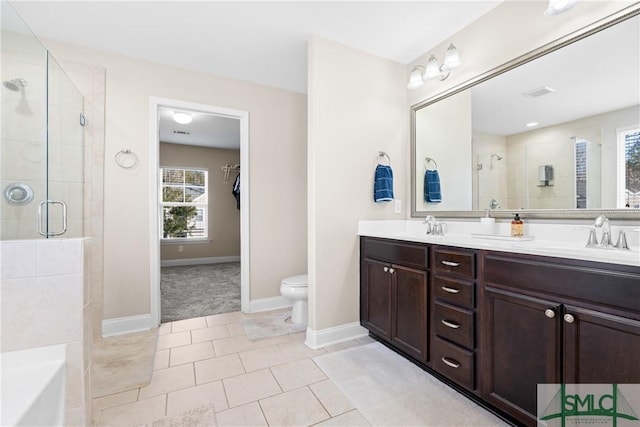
[482,287,561,426]
[391,265,428,362]
[361,258,392,340]
[564,306,640,384]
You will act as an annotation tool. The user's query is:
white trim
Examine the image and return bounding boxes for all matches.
[102,314,152,337]
[248,296,292,313]
[149,97,250,329]
[161,256,241,267]
[304,322,369,349]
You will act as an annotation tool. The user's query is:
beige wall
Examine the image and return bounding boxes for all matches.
[42,40,307,319]
[308,36,407,331]
[160,143,240,261]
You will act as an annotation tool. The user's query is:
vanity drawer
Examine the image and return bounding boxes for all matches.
[362,237,428,270]
[433,301,474,349]
[434,275,475,308]
[432,336,474,390]
[434,248,475,279]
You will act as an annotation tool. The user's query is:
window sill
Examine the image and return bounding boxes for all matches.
[161,238,212,245]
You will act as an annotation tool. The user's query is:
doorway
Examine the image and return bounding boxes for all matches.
[149,97,249,327]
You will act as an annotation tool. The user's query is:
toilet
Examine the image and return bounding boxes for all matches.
[280,274,308,325]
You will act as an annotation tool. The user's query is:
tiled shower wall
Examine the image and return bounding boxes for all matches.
[0,238,91,425]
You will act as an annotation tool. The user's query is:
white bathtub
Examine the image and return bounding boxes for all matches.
[0,344,66,426]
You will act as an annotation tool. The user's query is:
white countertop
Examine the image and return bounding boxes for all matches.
[358,220,640,267]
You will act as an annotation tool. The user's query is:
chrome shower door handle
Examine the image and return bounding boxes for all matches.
[37,200,68,237]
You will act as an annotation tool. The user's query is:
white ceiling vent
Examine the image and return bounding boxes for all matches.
[522,86,556,98]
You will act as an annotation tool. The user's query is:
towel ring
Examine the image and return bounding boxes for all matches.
[424,157,438,170]
[377,151,391,165]
[115,149,139,169]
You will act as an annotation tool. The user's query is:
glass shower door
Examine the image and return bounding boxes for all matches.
[45,53,84,238]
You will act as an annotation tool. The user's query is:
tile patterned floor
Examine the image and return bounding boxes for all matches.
[91,311,506,426]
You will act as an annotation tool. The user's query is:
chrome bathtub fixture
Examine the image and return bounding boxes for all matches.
[2,78,27,91]
[4,182,34,205]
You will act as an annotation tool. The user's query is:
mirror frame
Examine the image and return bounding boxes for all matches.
[411,4,640,220]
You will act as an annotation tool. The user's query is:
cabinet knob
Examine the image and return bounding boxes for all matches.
[544,309,556,318]
[383,266,389,273]
[389,268,395,274]
[564,314,575,324]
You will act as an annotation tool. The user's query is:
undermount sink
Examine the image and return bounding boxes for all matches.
[470,233,534,242]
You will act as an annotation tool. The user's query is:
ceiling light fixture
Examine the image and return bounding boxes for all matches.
[407,43,461,90]
[526,122,539,128]
[544,0,578,16]
[172,111,193,125]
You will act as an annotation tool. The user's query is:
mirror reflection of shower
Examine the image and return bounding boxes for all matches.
[490,153,503,169]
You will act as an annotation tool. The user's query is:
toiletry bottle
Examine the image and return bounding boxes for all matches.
[480,209,496,234]
[511,213,523,237]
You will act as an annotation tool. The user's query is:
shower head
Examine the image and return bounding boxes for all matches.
[491,154,503,161]
[2,78,27,91]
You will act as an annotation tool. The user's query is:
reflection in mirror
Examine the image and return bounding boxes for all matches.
[412,9,640,218]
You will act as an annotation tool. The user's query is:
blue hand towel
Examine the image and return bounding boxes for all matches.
[374,165,394,202]
[424,169,442,203]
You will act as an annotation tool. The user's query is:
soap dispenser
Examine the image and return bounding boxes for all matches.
[511,213,524,237]
[480,209,496,234]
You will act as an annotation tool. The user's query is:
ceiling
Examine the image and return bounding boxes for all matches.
[9,1,503,95]
[472,14,639,136]
[159,107,241,149]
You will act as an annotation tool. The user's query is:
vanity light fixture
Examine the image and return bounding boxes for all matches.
[407,43,461,89]
[172,111,193,125]
[544,0,578,16]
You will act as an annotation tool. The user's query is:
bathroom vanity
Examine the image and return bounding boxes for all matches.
[359,222,640,426]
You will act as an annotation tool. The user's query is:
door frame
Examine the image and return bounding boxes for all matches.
[148,96,250,327]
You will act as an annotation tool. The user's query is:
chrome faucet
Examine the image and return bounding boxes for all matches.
[424,215,444,236]
[594,215,612,247]
[585,215,632,250]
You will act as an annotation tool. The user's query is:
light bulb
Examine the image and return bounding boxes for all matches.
[173,112,192,124]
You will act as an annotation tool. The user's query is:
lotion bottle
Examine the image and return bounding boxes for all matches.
[480,209,496,234]
[511,213,523,237]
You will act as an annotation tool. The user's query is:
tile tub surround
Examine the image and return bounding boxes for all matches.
[358,220,640,267]
[91,310,505,427]
[0,238,91,426]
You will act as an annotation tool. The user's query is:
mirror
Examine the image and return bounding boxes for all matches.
[411,8,640,219]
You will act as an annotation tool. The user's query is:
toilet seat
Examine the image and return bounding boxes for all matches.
[281,274,308,287]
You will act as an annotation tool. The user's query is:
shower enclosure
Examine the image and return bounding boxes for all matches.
[1,0,86,240]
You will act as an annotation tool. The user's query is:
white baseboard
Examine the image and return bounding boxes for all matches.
[305,322,369,349]
[161,256,241,267]
[102,314,152,337]
[248,296,292,313]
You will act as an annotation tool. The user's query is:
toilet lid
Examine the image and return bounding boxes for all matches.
[282,274,308,287]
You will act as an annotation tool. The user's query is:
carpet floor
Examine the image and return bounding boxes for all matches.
[161,263,240,323]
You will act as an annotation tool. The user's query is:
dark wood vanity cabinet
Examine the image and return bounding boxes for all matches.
[480,251,640,426]
[360,237,429,363]
[430,247,478,391]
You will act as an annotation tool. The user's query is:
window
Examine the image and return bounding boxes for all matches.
[575,139,587,209]
[617,127,640,208]
[161,167,208,239]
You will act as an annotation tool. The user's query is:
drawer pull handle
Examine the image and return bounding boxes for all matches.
[383,266,389,273]
[441,260,460,267]
[441,357,461,369]
[389,268,395,274]
[441,286,460,294]
[441,319,461,329]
